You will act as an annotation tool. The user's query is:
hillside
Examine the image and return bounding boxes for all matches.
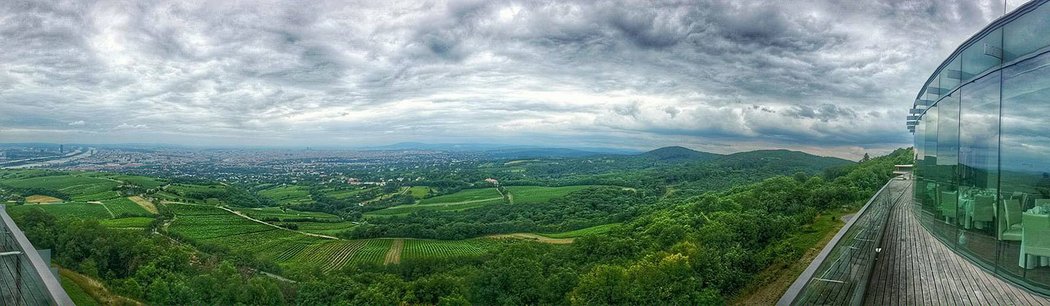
[640,146,722,161]
[713,149,853,173]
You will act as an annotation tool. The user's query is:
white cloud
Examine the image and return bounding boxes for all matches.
[0,0,1008,159]
[114,123,148,130]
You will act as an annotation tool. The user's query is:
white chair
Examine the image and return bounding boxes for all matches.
[940,191,959,224]
[972,194,995,227]
[1000,199,1022,241]
[1022,213,1050,267]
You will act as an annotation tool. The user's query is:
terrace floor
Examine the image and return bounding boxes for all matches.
[864,183,1050,305]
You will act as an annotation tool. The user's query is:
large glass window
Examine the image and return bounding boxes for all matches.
[940,58,962,93]
[913,2,1050,293]
[1003,3,1050,62]
[1000,51,1050,285]
[961,29,1002,81]
[958,72,1001,261]
[934,92,961,242]
[919,104,940,224]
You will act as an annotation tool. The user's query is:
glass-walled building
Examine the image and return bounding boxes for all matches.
[910,0,1050,293]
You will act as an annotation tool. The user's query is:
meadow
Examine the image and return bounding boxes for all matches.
[505,185,598,204]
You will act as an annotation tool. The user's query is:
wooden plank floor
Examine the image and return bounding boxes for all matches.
[865,183,1050,305]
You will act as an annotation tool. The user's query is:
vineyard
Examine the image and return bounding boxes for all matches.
[349,239,393,265]
[1,171,577,276]
[72,190,122,202]
[166,203,276,239]
[101,174,167,189]
[102,197,153,217]
[294,221,357,235]
[99,217,154,229]
[8,203,113,220]
[417,188,502,204]
[364,199,502,217]
[318,186,376,201]
[1,175,118,198]
[401,239,502,260]
[235,206,341,222]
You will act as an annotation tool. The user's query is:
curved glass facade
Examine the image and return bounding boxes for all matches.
[911,0,1050,292]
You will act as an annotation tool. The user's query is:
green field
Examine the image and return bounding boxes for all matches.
[1,174,119,198]
[294,221,357,235]
[71,190,122,202]
[319,186,376,201]
[166,203,275,239]
[166,183,228,200]
[418,188,503,204]
[107,174,166,189]
[258,185,313,206]
[539,223,621,238]
[408,186,431,199]
[99,217,155,229]
[8,203,113,220]
[102,197,152,217]
[365,199,503,217]
[235,206,341,222]
[505,185,597,204]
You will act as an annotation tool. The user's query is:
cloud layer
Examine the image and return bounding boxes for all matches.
[0,0,1009,158]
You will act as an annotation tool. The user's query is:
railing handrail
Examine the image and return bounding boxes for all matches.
[776,178,899,306]
[0,205,74,306]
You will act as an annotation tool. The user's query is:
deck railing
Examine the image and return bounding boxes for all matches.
[0,205,73,305]
[777,177,912,305]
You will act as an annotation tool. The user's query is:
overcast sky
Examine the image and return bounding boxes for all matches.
[0,0,1016,159]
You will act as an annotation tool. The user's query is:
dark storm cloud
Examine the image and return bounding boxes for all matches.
[0,0,1009,158]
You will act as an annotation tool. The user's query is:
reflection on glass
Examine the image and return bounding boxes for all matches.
[958,72,1001,261]
[935,91,960,243]
[1001,52,1050,286]
[920,103,940,224]
[913,2,1050,293]
[1003,3,1050,62]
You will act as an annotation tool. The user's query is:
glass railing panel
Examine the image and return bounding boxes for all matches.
[779,179,910,305]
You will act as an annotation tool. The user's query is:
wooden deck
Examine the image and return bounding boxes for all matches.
[865,183,1050,305]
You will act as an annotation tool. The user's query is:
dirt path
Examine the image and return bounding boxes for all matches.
[494,186,512,204]
[217,206,340,240]
[95,201,116,218]
[487,233,574,244]
[384,239,404,265]
[128,195,158,214]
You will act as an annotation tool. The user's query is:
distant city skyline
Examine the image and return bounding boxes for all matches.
[0,0,1013,159]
